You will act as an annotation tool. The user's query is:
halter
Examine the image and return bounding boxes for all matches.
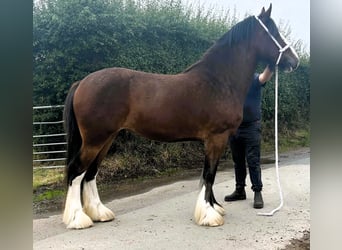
[254,15,291,65]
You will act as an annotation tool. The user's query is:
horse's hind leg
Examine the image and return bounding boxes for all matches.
[63,144,101,229]
[194,132,228,226]
[82,135,116,222]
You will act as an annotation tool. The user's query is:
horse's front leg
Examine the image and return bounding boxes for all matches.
[194,133,228,226]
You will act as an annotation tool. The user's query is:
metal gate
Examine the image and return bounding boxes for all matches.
[33,105,66,169]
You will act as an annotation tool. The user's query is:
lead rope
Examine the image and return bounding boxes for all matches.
[254,15,288,216]
[257,65,283,216]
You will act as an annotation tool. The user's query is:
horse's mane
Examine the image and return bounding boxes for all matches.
[214,16,256,49]
[183,16,257,73]
[208,15,280,54]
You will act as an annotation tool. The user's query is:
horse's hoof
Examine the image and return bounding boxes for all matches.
[84,203,115,222]
[194,203,224,227]
[64,209,94,229]
[194,186,225,227]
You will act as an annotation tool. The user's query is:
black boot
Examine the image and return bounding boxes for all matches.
[224,187,246,202]
[253,191,264,209]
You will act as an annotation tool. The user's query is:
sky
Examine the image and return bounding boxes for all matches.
[184,0,310,52]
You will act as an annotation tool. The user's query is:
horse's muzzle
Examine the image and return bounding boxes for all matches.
[280,56,300,73]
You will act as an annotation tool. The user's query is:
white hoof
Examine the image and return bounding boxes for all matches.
[194,186,224,227]
[65,209,94,229]
[84,203,115,222]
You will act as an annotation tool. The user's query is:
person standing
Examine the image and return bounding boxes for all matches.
[224,65,274,208]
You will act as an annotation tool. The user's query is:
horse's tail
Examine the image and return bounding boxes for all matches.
[63,81,81,185]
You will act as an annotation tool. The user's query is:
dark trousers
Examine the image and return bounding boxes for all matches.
[229,120,263,192]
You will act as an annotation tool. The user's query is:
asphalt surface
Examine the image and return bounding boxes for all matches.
[33,149,310,250]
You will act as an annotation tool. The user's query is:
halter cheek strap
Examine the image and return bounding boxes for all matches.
[254,15,291,65]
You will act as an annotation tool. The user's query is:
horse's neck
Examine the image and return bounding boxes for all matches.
[224,45,257,101]
[191,42,257,103]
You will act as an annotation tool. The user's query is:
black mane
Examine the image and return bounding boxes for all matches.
[214,15,279,49]
[214,16,257,49]
[183,14,282,75]
[183,16,258,73]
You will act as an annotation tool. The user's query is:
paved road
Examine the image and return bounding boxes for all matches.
[33,149,310,250]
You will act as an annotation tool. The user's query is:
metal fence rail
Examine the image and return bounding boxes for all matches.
[33,105,66,169]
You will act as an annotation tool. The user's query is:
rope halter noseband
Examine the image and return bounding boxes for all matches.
[254,15,291,66]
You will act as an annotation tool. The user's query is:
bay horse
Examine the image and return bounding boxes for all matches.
[63,4,299,229]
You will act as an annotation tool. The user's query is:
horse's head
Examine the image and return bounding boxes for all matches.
[254,4,299,72]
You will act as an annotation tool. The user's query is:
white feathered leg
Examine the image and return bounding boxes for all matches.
[63,172,94,229]
[214,203,225,216]
[194,185,224,226]
[82,176,115,222]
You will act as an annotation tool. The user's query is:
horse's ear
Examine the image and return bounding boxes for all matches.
[259,7,266,17]
[258,4,272,20]
[265,3,272,18]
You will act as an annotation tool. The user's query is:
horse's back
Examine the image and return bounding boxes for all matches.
[73,67,184,114]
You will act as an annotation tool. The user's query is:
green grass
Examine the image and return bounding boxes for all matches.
[33,168,64,190]
[33,168,65,202]
[279,129,310,152]
[262,128,310,154]
[33,189,65,202]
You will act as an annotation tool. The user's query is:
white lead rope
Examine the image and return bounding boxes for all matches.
[257,65,284,216]
[254,15,288,216]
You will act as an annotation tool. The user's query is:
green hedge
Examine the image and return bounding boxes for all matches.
[33,0,230,105]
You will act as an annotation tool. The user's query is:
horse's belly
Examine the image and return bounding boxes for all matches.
[124,120,200,142]
[123,109,202,142]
